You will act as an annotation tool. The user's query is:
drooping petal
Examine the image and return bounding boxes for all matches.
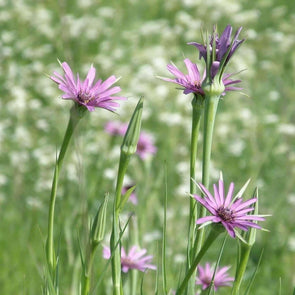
[184,58,200,82]
[196,215,216,224]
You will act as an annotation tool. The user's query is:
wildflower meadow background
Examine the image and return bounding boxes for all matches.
[1,0,295,294]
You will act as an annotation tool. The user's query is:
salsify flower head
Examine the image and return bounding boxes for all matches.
[196,263,234,291]
[160,58,242,97]
[194,179,265,238]
[103,246,156,273]
[51,61,126,112]
[137,131,157,160]
[188,25,245,80]
[105,121,128,136]
[104,121,157,160]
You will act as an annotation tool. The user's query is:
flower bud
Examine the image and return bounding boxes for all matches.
[91,193,109,246]
[202,77,225,98]
[121,97,144,156]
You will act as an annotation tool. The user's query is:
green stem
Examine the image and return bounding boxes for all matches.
[176,229,221,295]
[111,153,130,295]
[46,105,83,274]
[81,243,97,295]
[187,95,204,294]
[231,243,252,295]
[129,217,139,295]
[195,95,220,253]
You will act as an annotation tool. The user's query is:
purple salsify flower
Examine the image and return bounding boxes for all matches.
[122,184,138,205]
[105,121,128,136]
[137,131,157,160]
[160,58,242,97]
[196,263,234,291]
[188,25,245,76]
[51,62,126,112]
[103,246,156,273]
[104,121,157,159]
[194,179,265,238]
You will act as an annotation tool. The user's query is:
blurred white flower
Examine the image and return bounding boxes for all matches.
[143,231,161,243]
[228,139,245,156]
[278,124,295,136]
[269,91,280,101]
[26,197,43,209]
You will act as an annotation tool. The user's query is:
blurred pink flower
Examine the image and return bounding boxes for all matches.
[103,246,156,273]
[51,62,126,112]
[196,263,234,291]
[104,121,157,159]
[105,121,127,136]
[137,131,157,160]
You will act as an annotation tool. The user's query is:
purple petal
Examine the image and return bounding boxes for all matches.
[184,58,200,82]
[213,183,222,207]
[99,75,117,92]
[166,63,187,81]
[218,179,225,204]
[85,65,96,86]
[198,183,217,205]
[224,182,234,207]
[233,198,257,211]
[196,215,216,224]
[193,195,217,215]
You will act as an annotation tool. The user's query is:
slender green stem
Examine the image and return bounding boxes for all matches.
[231,243,252,295]
[110,98,143,295]
[195,95,220,254]
[187,95,204,294]
[81,244,97,295]
[46,105,82,274]
[129,217,139,295]
[177,229,220,295]
[111,153,130,295]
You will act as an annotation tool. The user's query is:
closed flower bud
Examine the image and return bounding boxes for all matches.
[121,98,144,157]
[202,78,225,98]
[91,193,109,246]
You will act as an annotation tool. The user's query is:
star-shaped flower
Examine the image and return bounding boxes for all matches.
[194,179,265,238]
[51,62,126,112]
[103,246,156,273]
[196,263,234,291]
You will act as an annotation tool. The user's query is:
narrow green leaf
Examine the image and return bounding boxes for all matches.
[206,235,227,295]
[77,232,85,270]
[119,185,136,211]
[162,164,168,294]
[232,179,251,203]
[243,249,264,295]
[154,243,160,295]
[140,272,145,295]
